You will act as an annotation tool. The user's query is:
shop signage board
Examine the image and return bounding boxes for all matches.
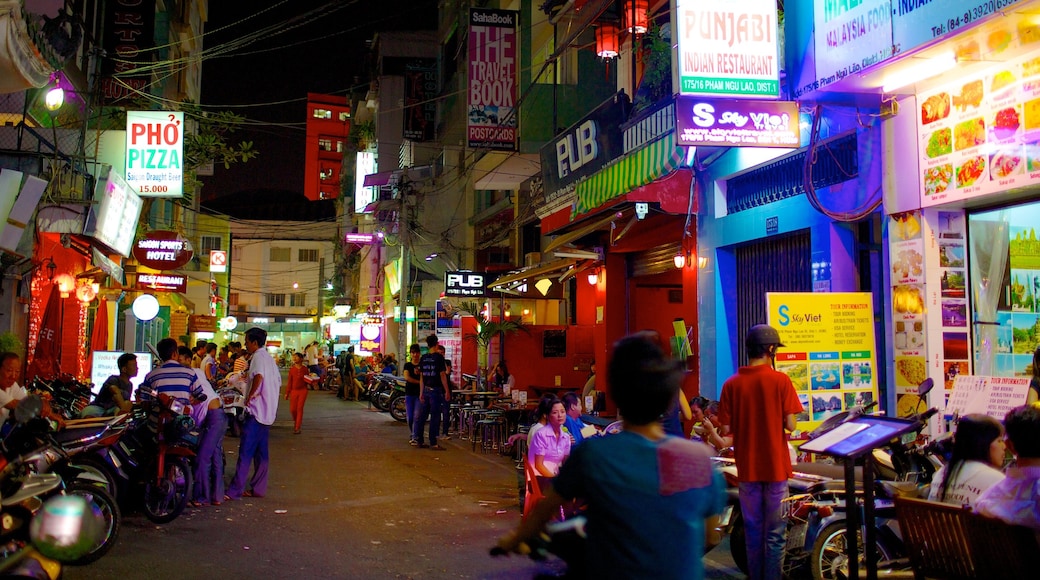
[539,91,629,199]
[892,0,1027,52]
[89,351,152,397]
[675,0,780,98]
[812,0,895,91]
[675,97,799,147]
[188,315,217,333]
[917,48,1040,207]
[359,323,382,354]
[403,58,438,142]
[353,152,377,214]
[467,8,518,151]
[209,250,227,273]
[766,292,880,431]
[84,166,144,258]
[131,230,193,270]
[137,273,187,293]
[445,271,491,297]
[947,375,1030,419]
[125,111,184,198]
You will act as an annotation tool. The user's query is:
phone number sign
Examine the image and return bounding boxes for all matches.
[125,110,184,198]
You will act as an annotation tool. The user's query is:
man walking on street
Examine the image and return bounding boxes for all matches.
[413,334,449,450]
[227,327,281,500]
[718,324,802,580]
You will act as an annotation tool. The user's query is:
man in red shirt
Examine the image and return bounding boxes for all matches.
[718,324,802,580]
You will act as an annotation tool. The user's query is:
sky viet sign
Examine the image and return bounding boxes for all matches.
[467,8,518,150]
[125,111,184,198]
[675,97,799,148]
[675,0,780,98]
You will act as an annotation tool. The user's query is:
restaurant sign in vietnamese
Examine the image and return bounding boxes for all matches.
[675,97,799,147]
[132,230,193,270]
[675,0,780,98]
[467,8,518,150]
[125,110,184,198]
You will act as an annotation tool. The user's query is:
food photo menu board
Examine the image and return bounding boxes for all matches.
[766,292,880,431]
[918,49,1040,207]
[888,211,931,417]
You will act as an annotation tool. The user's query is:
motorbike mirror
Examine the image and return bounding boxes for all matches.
[12,394,43,424]
[918,377,934,397]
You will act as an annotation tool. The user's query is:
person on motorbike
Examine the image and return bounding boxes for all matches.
[975,405,1040,530]
[928,413,1005,507]
[81,353,136,418]
[497,332,725,580]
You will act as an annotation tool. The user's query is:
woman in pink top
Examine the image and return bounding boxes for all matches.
[529,398,571,477]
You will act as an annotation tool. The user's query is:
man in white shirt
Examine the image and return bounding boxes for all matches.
[226,327,282,500]
[201,342,218,383]
[0,351,29,423]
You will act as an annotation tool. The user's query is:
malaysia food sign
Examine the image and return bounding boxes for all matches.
[125,110,184,198]
[675,97,799,147]
[675,0,780,98]
[467,8,518,150]
[132,230,193,270]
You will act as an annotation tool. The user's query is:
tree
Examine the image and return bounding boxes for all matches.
[455,300,528,386]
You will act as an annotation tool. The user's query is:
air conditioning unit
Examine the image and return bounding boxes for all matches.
[525,252,541,267]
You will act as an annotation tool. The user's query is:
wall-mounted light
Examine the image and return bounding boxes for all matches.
[587,269,600,285]
[292,281,299,289]
[45,74,64,111]
[881,51,956,93]
[522,308,531,317]
[54,273,76,297]
[535,278,553,296]
[673,252,687,269]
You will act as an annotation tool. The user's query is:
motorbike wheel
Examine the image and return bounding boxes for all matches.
[810,521,896,580]
[70,454,122,501]
[373,388,392,411]
[66,482,121,565]
[389,393,408,423]
[143,456,193,524]
[729,504,749,574]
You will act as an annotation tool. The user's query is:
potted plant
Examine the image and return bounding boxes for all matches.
[0,332,25,358]
[456,300,528,388]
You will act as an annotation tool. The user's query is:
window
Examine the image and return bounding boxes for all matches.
[200,235,221,253]
[338,112,349,121]
[319,168,334,180]
[290,292,307,307]
[312,108,331,119]
[335,140,344,153]
[232,245,242,261]
[270,247,291,262]
[265,293,286,307]
[299,248,319,262]
[228,292,239,306]
[319,138,332,151]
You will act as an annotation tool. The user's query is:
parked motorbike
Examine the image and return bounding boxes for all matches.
[1,396,119,567]
[26,376,92,421]
[72,390,198,524]
[366,374,409,422]
[217,371,247,438]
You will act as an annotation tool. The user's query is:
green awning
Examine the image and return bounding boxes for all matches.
[574,131,685,216]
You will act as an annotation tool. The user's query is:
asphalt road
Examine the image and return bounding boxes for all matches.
[64,388,744,579]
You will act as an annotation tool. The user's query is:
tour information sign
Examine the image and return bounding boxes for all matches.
[946,375,1030,419]
[767,292,880,430]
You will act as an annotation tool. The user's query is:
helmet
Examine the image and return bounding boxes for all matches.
[746,324,785,347]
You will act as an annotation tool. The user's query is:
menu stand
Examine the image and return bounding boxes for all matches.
[799,415,919,580]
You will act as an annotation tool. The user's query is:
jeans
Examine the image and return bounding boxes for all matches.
[227,415,270,498]
[441,394,452,436]
[738,481,788,580]
[194,409,226,503]
[405,394,419,438]
[413,389,443,445]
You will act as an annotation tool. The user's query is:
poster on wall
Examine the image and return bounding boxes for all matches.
[674,0,780,98]
[766,292,880,431]
[994,206,1040,378]
[935,211,971,403]
[467,8,518,150]
[888,211,930,416]
[917,47,1040,207]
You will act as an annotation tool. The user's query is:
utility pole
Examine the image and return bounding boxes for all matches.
[317,256,325,341]
[397,176,410,366]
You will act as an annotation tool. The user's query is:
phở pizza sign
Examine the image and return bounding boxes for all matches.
[125,110,184,198]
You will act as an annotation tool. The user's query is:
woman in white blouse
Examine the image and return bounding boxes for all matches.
[928,414,1006,507]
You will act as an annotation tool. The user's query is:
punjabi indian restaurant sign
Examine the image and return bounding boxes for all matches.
[467,8,518,150]
[675,97,799,147]
[675,0,780,98]
[132,231,193,270]
[539,91,629,202]
[125,110,184,198]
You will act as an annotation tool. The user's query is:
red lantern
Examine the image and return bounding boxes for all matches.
[624,0,649,34]
[596,23,619,59]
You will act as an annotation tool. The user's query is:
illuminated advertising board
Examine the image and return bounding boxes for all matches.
[84,166,144,258]
[90,351,153,397]
[132,230,194,270]
[354,151,376,214]
[137,273,188,293]
[675,0,780,98]
[675,96,799,148]
[125,110,184,198]
[467,8,518,150]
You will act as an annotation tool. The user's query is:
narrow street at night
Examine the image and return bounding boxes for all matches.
[61,387,744,579]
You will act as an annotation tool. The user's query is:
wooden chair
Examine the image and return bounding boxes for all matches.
[966,512,1040,580]
[894,495,975,580]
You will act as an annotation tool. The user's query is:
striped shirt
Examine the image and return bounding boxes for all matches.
[139,361,199,403]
